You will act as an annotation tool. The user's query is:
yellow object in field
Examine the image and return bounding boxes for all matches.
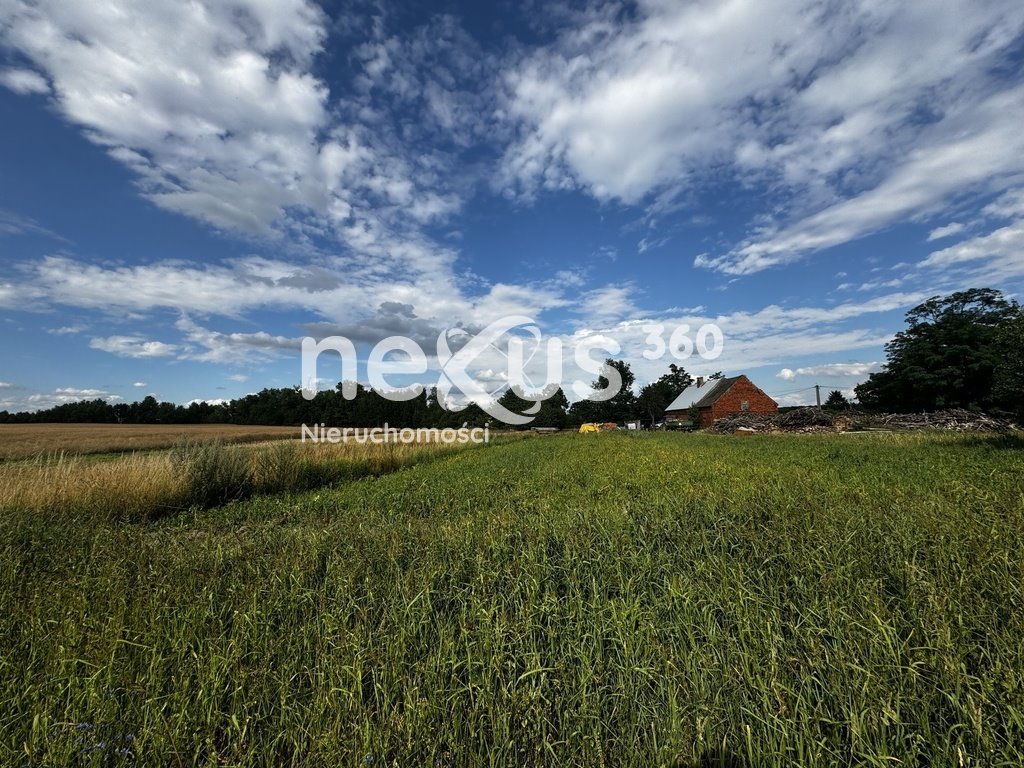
[578,423,601,433]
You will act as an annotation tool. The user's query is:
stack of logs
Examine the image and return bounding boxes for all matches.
[707,407,1018,434]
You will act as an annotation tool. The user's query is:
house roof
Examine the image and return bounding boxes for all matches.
[664,376,741,411]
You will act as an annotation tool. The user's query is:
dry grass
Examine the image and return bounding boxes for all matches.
[0,423,298,461]
[0,437,472,521]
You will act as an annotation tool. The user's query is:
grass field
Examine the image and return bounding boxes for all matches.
[0,423,300,461]
[2,432,1023,766]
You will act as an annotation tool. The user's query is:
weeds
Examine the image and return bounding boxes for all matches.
[172,439,254,509]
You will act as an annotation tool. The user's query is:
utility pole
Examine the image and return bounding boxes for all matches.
[815,384,821,409]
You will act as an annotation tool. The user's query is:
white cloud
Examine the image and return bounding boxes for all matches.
[537,291,918,397]
[0,0,330,233]
[0,0,479,293]
[1,386,124,412]
[927,223,966,241]
[175,317,303,364]
[54,387,117,398]
[0,381,14,389]
[90,335,178,358]
[185,398,229,407]
[574,284,639,327]
[707,88,1024,274]
[132,381,147,387]
[0,279,46,309]
[857,278,904,292]
[502,0,1024,273]
[983,190,1024,219]
[921,219,1024,283]
[782,362,882,378]
[0,67,49,94]
[638,236,669,254]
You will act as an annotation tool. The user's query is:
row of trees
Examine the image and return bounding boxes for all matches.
[0,386,493,428]
[0,361,707,428]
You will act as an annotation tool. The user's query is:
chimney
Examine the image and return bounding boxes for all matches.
[696,376,705,388]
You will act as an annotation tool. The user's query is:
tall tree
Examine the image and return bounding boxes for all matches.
[992,307,1024,417]
[637,364,693,425]
[569,359,637,424]
[855,288,1019,412]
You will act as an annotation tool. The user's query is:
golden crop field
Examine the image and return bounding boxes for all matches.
[0,423,298,461]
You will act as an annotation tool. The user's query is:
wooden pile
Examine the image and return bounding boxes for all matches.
[707,407,1017,434]
[857,408,1017,432]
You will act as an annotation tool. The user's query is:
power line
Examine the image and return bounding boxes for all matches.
[765,385,817,398]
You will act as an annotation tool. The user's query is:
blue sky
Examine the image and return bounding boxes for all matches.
[1,0,1023,412]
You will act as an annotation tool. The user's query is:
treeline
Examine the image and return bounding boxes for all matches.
[0,386,491,427]
[0,362,695,429]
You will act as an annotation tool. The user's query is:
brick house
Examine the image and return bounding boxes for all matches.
[664,375,778,428]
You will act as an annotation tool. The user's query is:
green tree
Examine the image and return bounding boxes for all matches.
[569,359,637,424]
[855,288,1020,412]
[496,385,569,429]
[992,308,1024,417]
[637,364,693,425]
[824,390,849,410]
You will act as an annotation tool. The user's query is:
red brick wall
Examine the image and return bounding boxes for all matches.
[703,377,777,426]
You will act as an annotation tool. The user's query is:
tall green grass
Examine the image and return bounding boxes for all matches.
[2,432,1022,766]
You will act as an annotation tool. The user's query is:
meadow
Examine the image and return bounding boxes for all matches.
[2,431,1022,766]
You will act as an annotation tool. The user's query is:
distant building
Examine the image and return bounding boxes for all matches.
[664,375,778,428]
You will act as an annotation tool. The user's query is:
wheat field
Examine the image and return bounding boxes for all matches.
[0,423,302,461]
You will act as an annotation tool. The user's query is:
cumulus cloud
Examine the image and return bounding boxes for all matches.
[530,291,918,396]
[132,381,147,387]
